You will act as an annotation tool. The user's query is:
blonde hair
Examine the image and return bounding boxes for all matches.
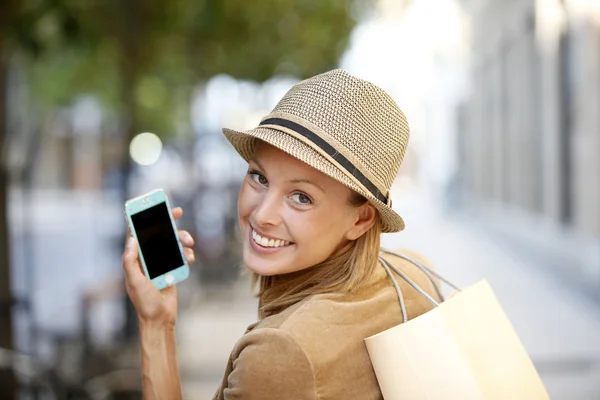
[251,192,382,319]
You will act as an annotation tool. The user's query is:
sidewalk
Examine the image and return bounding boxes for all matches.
[177,280,258,399]
[177,184,600,399]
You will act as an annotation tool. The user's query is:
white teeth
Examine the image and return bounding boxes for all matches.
[252,230,290,248]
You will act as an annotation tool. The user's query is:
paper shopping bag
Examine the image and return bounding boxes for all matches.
[365,278,549,400]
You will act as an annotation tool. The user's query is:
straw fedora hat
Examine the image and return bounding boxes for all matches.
[222,69,410,232]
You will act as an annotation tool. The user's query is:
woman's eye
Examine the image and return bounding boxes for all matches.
[250,172,268,185]
[291,193,312,205]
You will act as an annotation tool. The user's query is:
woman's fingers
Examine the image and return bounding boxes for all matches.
[178,230,194,247]
[178,229,195,263]
[172,207,183,221]
[183,247,195,263]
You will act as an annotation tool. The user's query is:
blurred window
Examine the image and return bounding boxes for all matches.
[558,26,574,226]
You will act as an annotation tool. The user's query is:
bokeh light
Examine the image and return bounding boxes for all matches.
[129,132,163,166]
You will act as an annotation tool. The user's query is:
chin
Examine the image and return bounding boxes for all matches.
[243,258,282,276]
[241,247,279,275]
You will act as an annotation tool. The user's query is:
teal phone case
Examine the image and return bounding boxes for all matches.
[124,188,189,290]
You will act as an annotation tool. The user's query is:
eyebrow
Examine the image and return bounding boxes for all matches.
[250,158,266,172]
[250,158,325,193]
[289,178,325,193]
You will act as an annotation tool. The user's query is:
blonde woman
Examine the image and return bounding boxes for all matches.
[122,69,441,399]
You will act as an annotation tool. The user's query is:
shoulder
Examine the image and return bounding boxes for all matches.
[224,327,317,399]
[224,292,383,399]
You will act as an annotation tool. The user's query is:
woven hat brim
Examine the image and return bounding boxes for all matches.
[222,126,405,233]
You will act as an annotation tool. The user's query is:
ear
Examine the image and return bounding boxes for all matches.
[345,202,378,241]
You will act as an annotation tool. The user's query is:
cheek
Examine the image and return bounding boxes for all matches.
[290,208,348,248]
[237,184,255,225]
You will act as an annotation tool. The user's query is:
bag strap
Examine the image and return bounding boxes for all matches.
[378,249,462,322]
[379,256,408,323]
[380,248,461,293]
[380,256,440,308]
[383,251,445,302]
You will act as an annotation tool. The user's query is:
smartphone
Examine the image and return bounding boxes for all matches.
[124,188,189,289]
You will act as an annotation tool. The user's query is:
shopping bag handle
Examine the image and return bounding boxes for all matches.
[380,248,461,294]
[379,248,461,323]
[378,256,409,323]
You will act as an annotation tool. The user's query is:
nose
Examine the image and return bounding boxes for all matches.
[252,190,282,228]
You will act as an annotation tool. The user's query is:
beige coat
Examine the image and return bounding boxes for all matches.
[213,249,441,399]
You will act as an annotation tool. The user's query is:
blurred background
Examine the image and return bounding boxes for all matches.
[1,0,600,398]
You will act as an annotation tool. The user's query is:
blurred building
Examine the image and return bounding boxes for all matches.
[456,0,600,289]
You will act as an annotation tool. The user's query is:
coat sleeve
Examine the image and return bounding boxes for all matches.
[222,328,318,400]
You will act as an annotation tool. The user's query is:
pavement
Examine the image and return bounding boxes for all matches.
[176,181,600,399]
[177,282,257,399]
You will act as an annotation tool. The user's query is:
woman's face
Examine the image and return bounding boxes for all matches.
[238,142,375,276]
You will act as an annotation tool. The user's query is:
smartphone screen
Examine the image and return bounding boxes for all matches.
[131,201,184,279]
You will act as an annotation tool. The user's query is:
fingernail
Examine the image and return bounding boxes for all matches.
[127,237,136,248]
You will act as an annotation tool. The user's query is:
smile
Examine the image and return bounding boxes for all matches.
[251,229,292,248]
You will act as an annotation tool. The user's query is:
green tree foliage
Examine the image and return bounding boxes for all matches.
[20,0,364,139]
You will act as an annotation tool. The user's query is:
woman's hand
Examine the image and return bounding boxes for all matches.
[122,207,195,327]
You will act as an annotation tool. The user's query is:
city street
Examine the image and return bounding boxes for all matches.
[4,0,600,398]
[177,183,600,399]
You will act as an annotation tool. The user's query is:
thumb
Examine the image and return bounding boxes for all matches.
[122,237,145,283]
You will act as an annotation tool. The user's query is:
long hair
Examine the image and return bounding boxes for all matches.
[251,191,382,319]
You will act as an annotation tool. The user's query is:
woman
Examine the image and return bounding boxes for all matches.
[122,69,441,399]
